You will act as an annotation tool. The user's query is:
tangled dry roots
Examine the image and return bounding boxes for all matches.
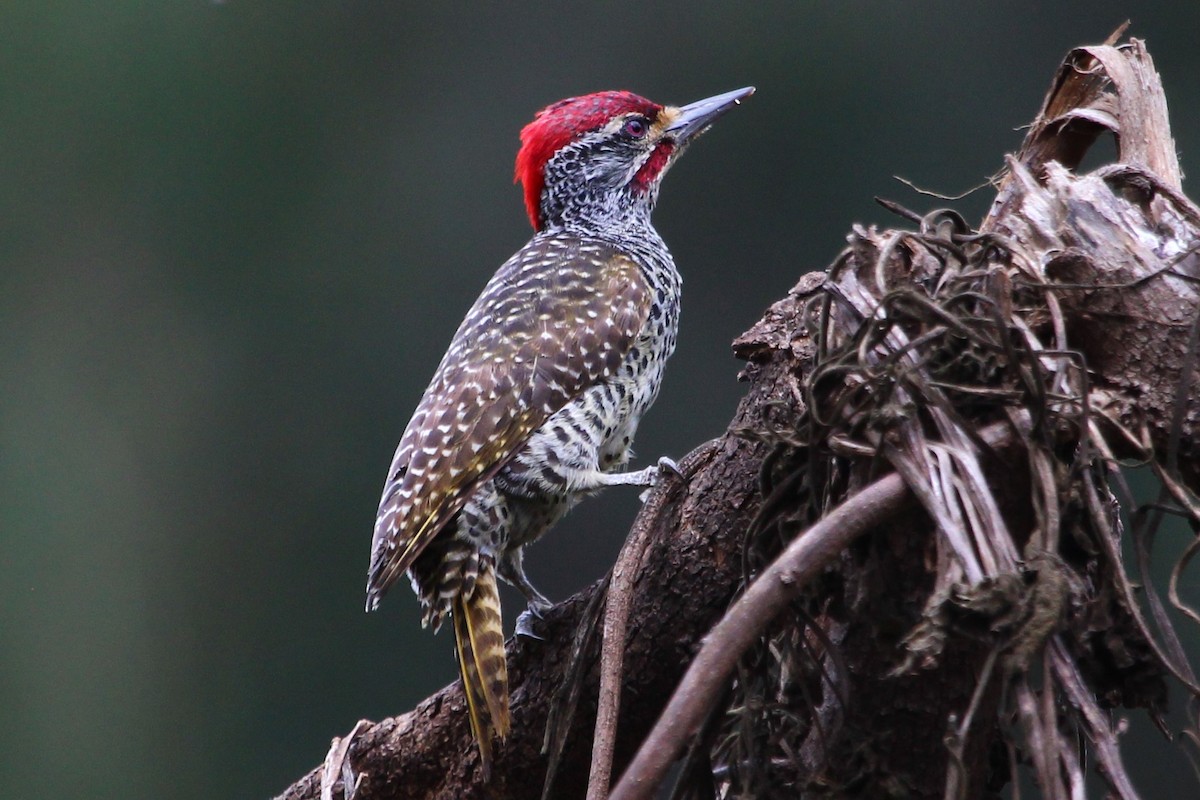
[672,36,1200,800]
[709,199,1199,797]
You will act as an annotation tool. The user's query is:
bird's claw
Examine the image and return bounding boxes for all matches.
[656,456,683,480]
[515,602,551,640]
[639,456,683,502]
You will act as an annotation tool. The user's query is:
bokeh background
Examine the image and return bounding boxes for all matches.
[4,3,1200,798]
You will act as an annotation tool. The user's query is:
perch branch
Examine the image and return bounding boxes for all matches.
[585,476,669,799]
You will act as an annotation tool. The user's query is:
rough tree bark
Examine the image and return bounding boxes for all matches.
[276,35,1200,800]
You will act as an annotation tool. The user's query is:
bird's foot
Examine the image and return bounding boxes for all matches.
[515,598,553,640]
[656,456,683,480]
[638,456,683,501]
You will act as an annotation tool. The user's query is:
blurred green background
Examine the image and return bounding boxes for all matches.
[3,3,1199,798]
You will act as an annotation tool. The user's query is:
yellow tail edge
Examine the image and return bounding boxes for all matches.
[452,568,510,777]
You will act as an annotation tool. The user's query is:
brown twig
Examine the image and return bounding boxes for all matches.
[585,449,706,800]
[609,470,908,799]
[320,720,369,800]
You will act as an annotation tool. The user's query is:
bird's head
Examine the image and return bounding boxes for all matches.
[515,87,754,232]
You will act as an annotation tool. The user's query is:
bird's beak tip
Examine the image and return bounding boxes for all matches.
[667,86,755,143]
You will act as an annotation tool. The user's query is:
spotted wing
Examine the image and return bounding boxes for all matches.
[366,235,651,607]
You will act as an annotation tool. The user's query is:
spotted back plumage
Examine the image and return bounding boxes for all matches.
[366,232,651,607]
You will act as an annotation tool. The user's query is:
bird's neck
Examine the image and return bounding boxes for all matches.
[539,178,663,238]
[545,212,668,259]
[543,199,667,252]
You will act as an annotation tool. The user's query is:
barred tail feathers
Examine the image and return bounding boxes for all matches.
[452,567,510,776]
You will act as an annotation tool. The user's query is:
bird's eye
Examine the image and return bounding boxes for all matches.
[623,117,649,138]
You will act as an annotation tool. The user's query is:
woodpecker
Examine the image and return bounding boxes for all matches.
[366,86,753,775]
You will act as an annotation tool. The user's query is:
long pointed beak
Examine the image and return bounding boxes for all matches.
[666,86,755,144]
